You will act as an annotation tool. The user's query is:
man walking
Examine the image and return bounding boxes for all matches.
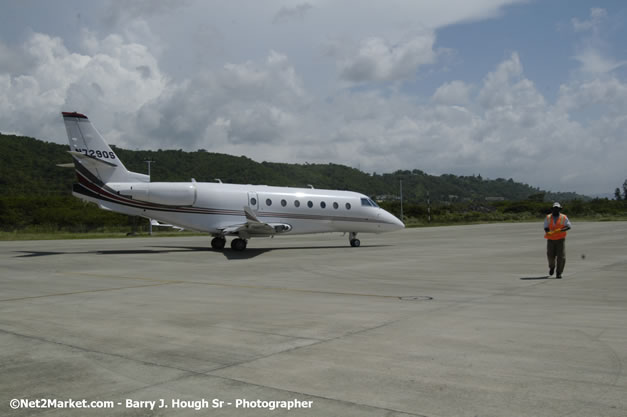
[544,202,572,279]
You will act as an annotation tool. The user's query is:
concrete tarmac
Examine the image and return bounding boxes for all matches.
[1,222,626,417]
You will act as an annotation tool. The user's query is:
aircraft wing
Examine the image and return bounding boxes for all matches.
[220,207,291,237]
[150,219,185,231]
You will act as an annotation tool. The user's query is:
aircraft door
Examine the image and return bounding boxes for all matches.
[248,192,259,210]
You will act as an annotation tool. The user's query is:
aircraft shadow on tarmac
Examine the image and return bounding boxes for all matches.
[153,245,391,260]
[13,249,209,258]
[519,275,550,280]
[14,245,390,260]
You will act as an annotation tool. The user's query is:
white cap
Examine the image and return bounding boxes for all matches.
[552,202,562,208]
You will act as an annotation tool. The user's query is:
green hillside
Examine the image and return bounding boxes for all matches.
[1,132,568,201]
[3,132,621,234]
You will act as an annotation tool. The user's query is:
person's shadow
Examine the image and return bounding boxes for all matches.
[519,275,550,280]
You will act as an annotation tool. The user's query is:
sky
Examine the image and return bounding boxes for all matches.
[1,0,626,196]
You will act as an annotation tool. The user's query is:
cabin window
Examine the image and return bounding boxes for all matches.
[250,197,257,206]
[294,200,300,207]
[281,199,287,207]
[346,202,352,210]
[320,201,326,209]
[369,199,379,208]
[266,198,272,206]
[333,202,339,209]
[307,201,313,208]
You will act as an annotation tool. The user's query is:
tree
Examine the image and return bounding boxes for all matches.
[527,193,545,202]
[615,188,623,200]
[623,179,627,200]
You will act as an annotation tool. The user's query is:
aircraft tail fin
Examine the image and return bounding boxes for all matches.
[62,112,148,184]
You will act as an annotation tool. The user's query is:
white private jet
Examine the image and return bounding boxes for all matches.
[62,112,404,250]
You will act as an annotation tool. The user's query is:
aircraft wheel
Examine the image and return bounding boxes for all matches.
[211,237,226,250]
[350,239,361,247]
[231,238,247,251]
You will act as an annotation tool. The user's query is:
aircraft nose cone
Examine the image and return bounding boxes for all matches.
[382,210,404,231]
[392,214,405,230]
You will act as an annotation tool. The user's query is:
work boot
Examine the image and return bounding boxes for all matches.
[549,267,555,276]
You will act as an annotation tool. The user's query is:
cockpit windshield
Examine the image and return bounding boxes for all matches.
[361,198,380,208]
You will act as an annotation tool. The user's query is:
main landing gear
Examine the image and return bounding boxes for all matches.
[213,234,360,251]
[211,236,226,250]
[211,236,248,251]
[230,238,247,251]
[349,232,360,248]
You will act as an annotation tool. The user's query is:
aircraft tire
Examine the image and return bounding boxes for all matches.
[211,237,226,250]
[350,239,361,247]
[231,238,247,251]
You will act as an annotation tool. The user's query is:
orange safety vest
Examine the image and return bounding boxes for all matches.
[545,213,568,240]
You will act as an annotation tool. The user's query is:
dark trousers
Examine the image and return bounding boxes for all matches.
[547,239,566,275]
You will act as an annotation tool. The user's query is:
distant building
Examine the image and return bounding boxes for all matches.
[485,196,505,201]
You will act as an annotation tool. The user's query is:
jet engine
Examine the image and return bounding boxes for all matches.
[108,182,197,206]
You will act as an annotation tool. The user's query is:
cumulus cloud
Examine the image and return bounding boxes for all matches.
[2,29,626,194]
[557,77,627,114]
[573,48,627,75]
[1,2,627,195]
[570,8,627,76]
[0,39,33,74]
[0,28,167,144]
[125,49,310,153]
[322,52,626,194]
[338,32,437,83]
[432,81,472,106]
